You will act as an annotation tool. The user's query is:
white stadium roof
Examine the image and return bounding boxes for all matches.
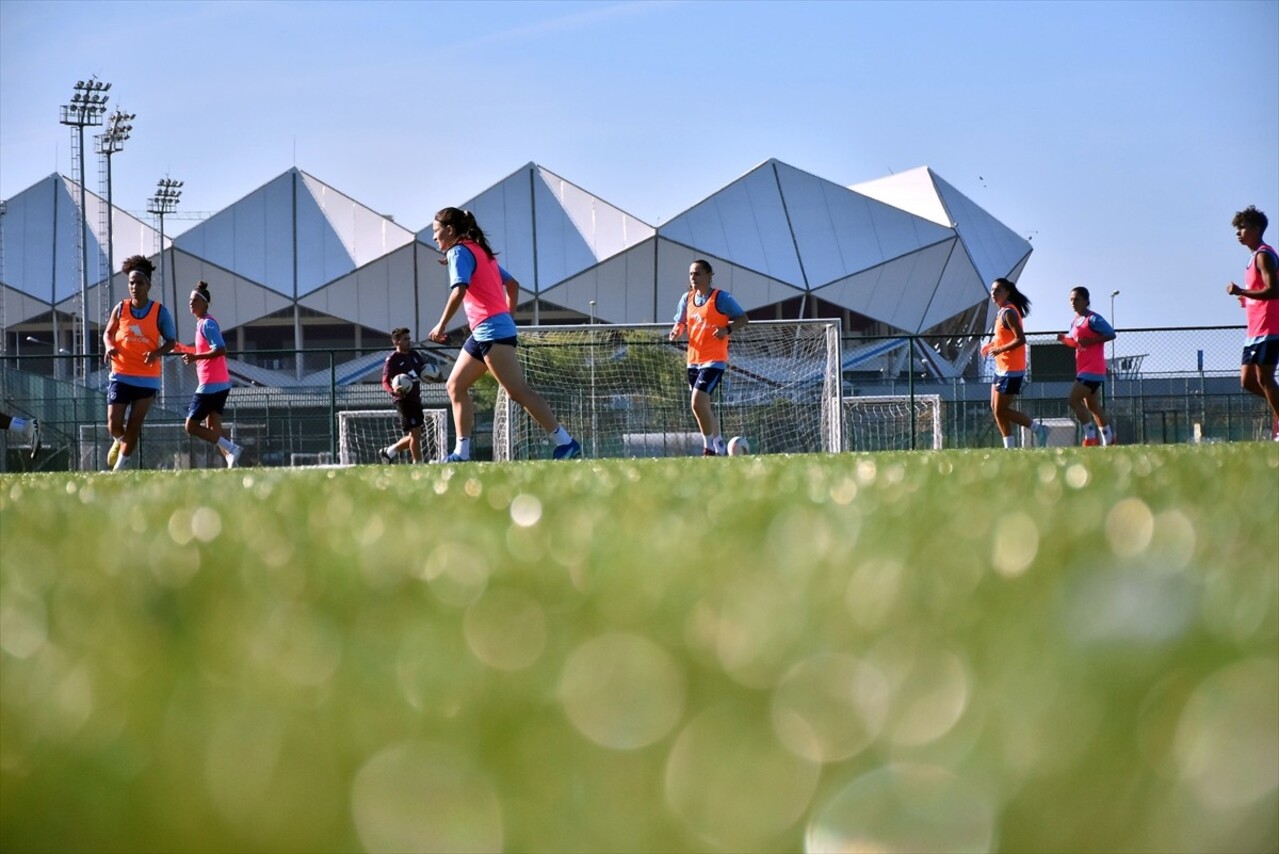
[2,159,1030,345]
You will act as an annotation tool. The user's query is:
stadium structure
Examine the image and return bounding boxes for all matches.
[1,159,1031,386]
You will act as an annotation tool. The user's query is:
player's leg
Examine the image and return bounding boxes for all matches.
[115,394,154,469]
[1068,382,1099,445]
[1080,385,1112,445]
[1254,361,1279,438]
[689,367,726,454]
[443,349,489,460]
[407,425,423,463]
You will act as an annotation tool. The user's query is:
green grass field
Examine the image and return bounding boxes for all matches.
[2,443,1277,853]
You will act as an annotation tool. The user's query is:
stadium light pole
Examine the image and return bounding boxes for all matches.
[95,109,135,310]
[61,77,110,382]
[147,177,183,338]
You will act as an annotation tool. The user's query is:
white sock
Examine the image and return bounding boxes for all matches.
[703,435,715,451]
[113,453,132,471]
[1002,435,1016,448]
[1084,424,1097,440]
[549,426,572,446]
[1101,425,1113,445]
[385,446,399,459]
[216,437,235,452]
[454,438,471,459]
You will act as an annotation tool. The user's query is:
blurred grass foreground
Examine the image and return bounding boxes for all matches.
[1,443,1277,852]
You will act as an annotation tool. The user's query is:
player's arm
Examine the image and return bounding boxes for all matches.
[381,357,397,396]
[145,306,178,364]
[102,304,120,361]
[669,294,689,341]
[500,267,520,314]
[715,292,748,339]
[1228,249,1279,300]
[429,285,467,343]
[1057,330,1078,348]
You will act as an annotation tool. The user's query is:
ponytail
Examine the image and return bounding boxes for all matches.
[436,206,498,260]
[993,277,1031,318]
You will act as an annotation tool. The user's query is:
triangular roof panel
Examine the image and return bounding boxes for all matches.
[659,161,804,287]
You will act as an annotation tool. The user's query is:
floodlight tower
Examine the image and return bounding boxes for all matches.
[61,76,111,380]
[147,177,183,337]
[95,109,135,309]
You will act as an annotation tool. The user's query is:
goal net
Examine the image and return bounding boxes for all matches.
[493,320,842,460]
[337,409,448,465]
[842,394,943,451]
[77,422,251,471]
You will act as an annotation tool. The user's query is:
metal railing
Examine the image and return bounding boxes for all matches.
[1,326,1273,472]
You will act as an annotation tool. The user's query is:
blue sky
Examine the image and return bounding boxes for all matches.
[2,0,1276,331]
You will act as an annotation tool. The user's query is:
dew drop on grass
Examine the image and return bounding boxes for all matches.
[665,704,819,850]
[351,741,503,854]
[992,512,1039,578]
[805,763,995,853]
[770,653,889,763]
[559,632,685,750]
[464,589,547,671]
[1105,497,1154,557]
[1174,657,1279,810]
[509,494,542,527]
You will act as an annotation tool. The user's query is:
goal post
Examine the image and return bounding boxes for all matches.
[842,394,944,451]
[337,409,448,465]
[493,320,843,460]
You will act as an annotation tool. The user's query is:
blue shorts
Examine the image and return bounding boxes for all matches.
[993,375,1024,395]
[688,366,726,394]
[1075,378,1103,393]
[463,334,518,361]
[188,389,230,422]
[108,379,157,406]
[1242,338,1279,367]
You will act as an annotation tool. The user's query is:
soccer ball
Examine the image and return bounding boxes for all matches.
[391,373,414,395]
[727,436,749,456]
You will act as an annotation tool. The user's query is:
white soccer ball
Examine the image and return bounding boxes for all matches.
[391,373,414,395]
[727,436,749,456]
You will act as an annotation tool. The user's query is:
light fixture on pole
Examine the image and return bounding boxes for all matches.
[61,76,110,381]
[147,177,183,337]
[95,109,135,311]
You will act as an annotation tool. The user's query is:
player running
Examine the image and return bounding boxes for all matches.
[426,207,581,462]
[1057,286,1117,446]
[173,282,244,467]
[982,277,1049,448]
[668,259,748,456]
[1226,205,1279,440]
[102,255,176,471]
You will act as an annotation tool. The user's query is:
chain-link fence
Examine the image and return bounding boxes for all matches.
[2,326,1274,471]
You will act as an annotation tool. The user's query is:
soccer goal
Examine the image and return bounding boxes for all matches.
[77,422,249,471]
[337,409,448,465]
[492,320,843,460]
[842,394,944,451]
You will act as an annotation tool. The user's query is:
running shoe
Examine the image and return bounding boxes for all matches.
[226,444,243,469]
[553,439,583,460]
[107,438,121,468]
